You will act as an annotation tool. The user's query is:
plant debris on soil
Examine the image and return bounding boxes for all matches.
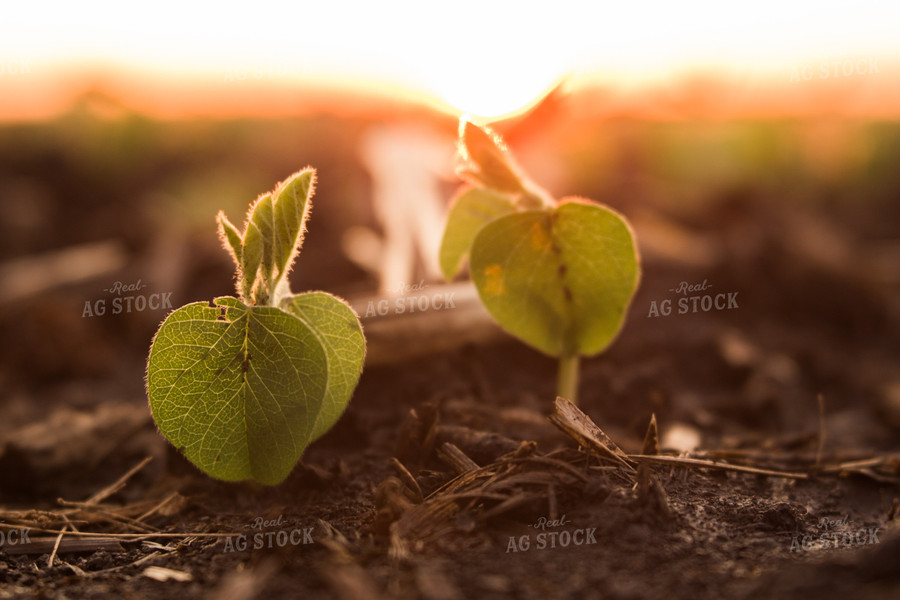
[2,374,898,600]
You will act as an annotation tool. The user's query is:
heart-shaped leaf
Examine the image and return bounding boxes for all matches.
[469,199,640,357]
[282,291,365,442]
[147,297,329,486]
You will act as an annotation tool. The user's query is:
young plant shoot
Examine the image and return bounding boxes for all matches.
[440,120,640,404]
[147,169,365,485]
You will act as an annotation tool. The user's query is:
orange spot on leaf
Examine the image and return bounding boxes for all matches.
[530,221,550,250]
[482,264,506,296]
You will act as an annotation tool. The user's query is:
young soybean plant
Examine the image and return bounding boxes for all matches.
[147,168,365,485]
[441,120,640,404]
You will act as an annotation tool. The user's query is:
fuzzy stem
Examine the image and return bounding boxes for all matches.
[557,353,581,405]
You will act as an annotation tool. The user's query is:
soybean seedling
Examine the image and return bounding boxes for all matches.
[147,168,365,485]
[440,120,640,404]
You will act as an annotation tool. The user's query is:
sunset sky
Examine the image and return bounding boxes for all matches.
[2,1,899,120]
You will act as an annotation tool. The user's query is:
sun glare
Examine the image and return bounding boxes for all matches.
[1,1,899,120]
[434,77,561,121]
[417,50,569,120]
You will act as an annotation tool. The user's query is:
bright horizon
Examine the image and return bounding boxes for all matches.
[2,0,899,120]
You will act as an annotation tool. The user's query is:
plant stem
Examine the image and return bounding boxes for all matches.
[557,353,580,404]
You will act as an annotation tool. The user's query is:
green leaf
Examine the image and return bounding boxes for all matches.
[241,219,264,302]
[147,296,328,485]
[272,169,314,286]
[247,192,275,292]
[217,211,243,270]
[282,292,365,442]
[469,199,640,357]
[439,187,516,280]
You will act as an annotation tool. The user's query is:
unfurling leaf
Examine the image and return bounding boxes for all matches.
[458,120,525,193]
[272,169,314,288]
[217,212,243,269]
[247,192,275,295]
[241,217,265,302]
